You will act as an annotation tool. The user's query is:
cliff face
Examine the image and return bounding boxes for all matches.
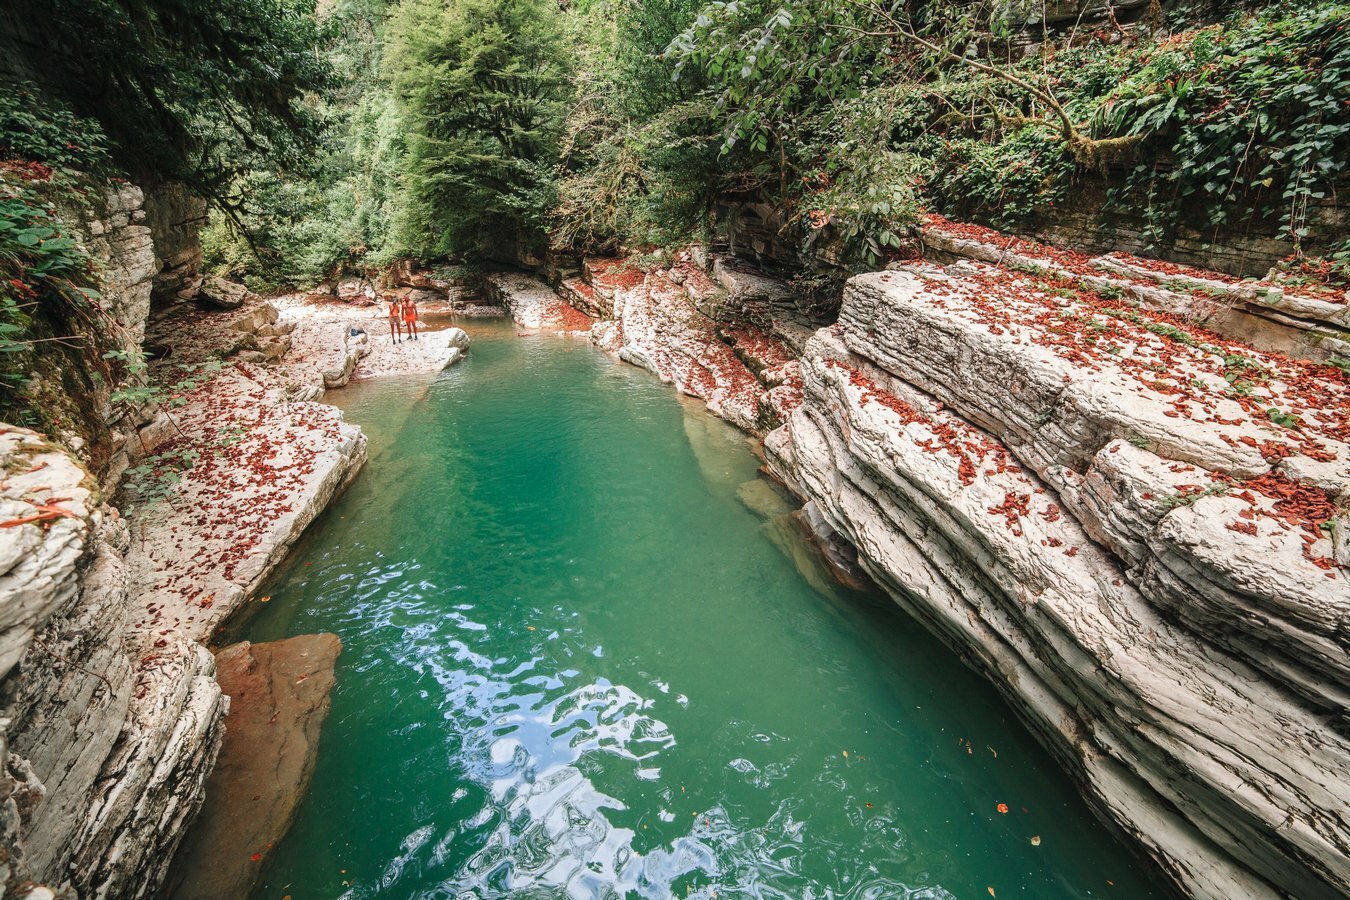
[0,179,368,897]
[763,269,1348,898]
[13,181,160,487]
[0,425,219,899]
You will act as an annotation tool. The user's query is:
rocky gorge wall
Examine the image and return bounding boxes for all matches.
[4,158,1344,898]
[492,222,1349,900]
[0,179,378,897]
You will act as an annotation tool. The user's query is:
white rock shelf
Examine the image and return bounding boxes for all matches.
[766,262,1349,900]
[922,217,1350,362]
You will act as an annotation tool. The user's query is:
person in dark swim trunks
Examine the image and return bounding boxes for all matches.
[387,295,404,344]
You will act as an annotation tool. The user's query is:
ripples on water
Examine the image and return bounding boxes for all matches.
[234,324,1158,900]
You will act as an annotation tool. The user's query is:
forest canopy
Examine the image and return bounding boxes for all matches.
[6,0,1344,287]
[207,0,1349,286]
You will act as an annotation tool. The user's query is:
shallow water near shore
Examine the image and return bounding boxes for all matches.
[232,319,1160,900]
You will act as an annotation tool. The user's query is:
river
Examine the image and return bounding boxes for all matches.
[232,320,1160,899]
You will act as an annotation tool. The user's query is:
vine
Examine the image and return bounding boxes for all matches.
[1093,4,1350,253]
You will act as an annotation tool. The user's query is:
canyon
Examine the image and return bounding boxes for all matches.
[0,170,1346,899]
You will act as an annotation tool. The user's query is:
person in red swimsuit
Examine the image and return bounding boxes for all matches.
[402,296,419,341]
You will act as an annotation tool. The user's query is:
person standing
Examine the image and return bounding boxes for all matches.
[403,296,420,341]
[387,295,404,344]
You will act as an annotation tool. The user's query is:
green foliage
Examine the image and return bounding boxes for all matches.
[386,0,572,260]
[191,0,1350,281]
[10,0,332,207]
[793,89,923,266]
[0,176,100,355]
[552,102,722,253]
[202,0,408,288]
[1093,3,1350,248]
[549,0,723,253]
[1160,481,1230,509]
[929,129,1072,229]
[0,167,123,433]
[0,82,111,172]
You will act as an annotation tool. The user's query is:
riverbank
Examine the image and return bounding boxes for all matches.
[3,206,1343,897]
[124,293,477,892]
[488,227,1349,900]
[0,275,477,895]
[227,322,1166,899]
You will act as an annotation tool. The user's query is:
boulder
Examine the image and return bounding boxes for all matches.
[336,276,376,305]
[197,275,254,311]
[165,634,341,900]
[445,327,471,352]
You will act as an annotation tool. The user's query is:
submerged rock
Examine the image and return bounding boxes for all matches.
[165,634,341,900]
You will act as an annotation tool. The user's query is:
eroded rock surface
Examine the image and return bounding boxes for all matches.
[579,254,804,434]
[923,215,1350,362]
[764,260,1349,900]
[487,271,592,332]
[0,287,371,896]
[0,426,226,899]
[165,634,341,900]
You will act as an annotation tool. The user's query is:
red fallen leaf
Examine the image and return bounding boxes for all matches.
[996,803,1009,814]
[250,853,262,862]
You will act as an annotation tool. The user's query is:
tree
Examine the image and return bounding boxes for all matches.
[4,0,333,211]
[386,0,571,260]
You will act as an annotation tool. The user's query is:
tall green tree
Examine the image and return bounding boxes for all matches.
[386,0,571,260]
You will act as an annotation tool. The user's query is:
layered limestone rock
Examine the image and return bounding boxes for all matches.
[69,183,159,347]
[922,216,1350,362]
[578,254,803,434]
[16,179,163,484]
[486,271,591,331]
[0,271,370,897]
[142,182,207,306]
[0,338,365,896]
[764,262,1349,900]
[0,426,225,899]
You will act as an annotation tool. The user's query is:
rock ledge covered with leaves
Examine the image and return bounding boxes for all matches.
[763,258,1349,900]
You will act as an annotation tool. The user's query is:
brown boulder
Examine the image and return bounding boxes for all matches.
[197,275,254,310]
[165,633,341,900]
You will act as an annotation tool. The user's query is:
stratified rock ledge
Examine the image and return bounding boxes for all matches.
[765,263,1348,900]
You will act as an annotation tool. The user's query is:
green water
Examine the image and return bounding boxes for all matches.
[235,321,1160,900]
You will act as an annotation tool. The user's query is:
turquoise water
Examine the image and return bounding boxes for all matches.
[234,321,1160,899]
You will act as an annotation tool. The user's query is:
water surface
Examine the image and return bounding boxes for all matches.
[236,320,1159,899]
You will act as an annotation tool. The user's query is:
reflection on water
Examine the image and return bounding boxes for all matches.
[234,321,1159,900]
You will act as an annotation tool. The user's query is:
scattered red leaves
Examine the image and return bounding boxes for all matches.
[546,301,593,331]
[1231,472,1340,569]
[588,258,647,292]
[906,241,1349,462]
[988,492,1032,536]
[0,159,54,182]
